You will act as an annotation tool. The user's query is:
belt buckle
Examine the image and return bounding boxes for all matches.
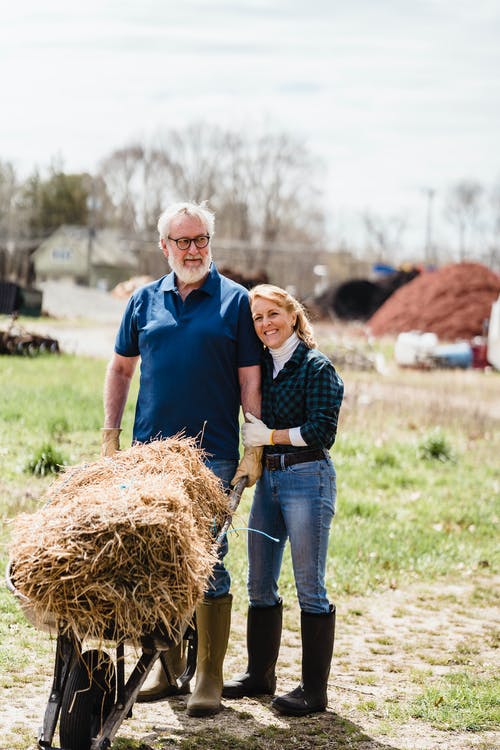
[267,454,280,471]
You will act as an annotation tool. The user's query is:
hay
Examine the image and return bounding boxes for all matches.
[9,437,230,644]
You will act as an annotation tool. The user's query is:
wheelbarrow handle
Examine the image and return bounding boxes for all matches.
[216,476,248,544]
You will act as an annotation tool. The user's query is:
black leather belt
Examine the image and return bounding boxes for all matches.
[264,449,325,471]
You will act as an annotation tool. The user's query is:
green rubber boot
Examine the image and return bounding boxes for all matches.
[137,638,190,703]
[186,594,232,717]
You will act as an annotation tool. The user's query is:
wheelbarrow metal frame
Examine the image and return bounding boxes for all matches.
[7,476,247,750]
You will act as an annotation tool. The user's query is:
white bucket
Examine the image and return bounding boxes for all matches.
[395,331,438,366]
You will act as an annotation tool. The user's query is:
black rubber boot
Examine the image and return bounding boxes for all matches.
[222,600,282,699]
[272,605,335,716]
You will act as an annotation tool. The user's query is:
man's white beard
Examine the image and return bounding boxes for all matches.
[168,251,212,285]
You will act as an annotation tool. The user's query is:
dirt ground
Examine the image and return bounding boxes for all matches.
[21,281,127,359]
[134,575,499,750]
[1,573,498,750]
[2,284,498,749]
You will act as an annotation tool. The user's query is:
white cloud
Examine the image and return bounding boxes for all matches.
[1,1,499,255]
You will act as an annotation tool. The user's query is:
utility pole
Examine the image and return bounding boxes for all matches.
[86,180,97,286]
[423,188,435,265]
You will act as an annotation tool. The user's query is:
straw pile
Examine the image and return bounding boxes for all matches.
[9,438,230,644]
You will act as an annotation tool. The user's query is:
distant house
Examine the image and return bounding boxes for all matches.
[32,225,139,291]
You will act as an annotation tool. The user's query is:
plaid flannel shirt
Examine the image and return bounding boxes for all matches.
[262,342,344,454]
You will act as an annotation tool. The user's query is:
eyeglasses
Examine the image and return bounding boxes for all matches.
[167,234,210,251]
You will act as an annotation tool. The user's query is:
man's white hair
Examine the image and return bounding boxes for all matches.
[157,201,215,240]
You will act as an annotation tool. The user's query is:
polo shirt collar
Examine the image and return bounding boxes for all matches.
[159,262,220,296]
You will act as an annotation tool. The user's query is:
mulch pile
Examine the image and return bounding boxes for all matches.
[368,262,500,340]
[9,438,229,645]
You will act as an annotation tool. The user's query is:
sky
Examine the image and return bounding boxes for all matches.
[1,0,499,258]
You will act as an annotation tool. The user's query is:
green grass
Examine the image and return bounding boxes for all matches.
[24,441,69,476]
[0,352,499,746]
[0,355,500,598]
[0,354,137,528]
[407,672,500,731]
[227,426,499,603]
[2,354,498,598]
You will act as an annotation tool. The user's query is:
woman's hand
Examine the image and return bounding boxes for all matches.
[242,412,274,447]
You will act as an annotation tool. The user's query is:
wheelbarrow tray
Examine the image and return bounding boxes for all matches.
[6,557,189,750]
[6,477,246,750]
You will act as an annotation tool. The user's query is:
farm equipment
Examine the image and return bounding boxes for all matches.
[6,476,247,750]
[0,316,59,355]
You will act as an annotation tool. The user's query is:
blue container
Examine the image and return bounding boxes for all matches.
[432,342,472,369]
[372,263,396,276]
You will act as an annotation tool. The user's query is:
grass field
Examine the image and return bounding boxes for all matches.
[0,349,499,749]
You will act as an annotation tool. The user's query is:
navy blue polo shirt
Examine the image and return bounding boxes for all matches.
[115,263,262,460]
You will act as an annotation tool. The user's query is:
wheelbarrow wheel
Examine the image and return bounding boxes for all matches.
[59,649,116,750]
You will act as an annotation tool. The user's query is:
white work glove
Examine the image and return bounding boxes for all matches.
[231,446,263,488]
[242,413,274,447]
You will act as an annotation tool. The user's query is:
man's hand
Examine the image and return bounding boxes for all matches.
[231,446,263,488]
[242,413,273,447]
[101,428,122,457]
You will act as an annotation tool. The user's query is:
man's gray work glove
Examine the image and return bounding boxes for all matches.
[231,446,263,488]
[101,428,122,457]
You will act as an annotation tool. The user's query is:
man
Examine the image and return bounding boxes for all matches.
[102,201,262,717]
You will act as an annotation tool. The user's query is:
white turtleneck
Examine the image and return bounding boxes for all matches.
[269,331,300,377]
[269,332,307,447]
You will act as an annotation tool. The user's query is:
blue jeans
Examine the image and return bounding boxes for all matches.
[247,454,336,614]
[204,458,238,599]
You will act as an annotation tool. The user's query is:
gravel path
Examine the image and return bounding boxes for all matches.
[21,281,128,358]
[39,281,128,323]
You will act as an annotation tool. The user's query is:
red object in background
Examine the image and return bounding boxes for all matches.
[471,337,488,368]
[367,262,500,341]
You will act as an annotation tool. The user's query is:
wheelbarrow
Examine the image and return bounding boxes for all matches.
[5,476,247,750]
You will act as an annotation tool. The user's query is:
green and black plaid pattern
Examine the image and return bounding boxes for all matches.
[261,342,344,453]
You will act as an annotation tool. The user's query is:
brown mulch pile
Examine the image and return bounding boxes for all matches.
[368,262,500,340]
[9,438,229,644]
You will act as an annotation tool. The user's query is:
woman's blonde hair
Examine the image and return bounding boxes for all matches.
[249,284,317,349]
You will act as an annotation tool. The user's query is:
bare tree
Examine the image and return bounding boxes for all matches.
[212,131,253,240]
[141,146,170,232]
[362,211,407,262]
[0,160,20,240]
[82,174,116,231]
[482,179,500,271]
[0,160,39,241]
[99,144,145,232]
[445,179,484,261]
[156,123,226,204]
[97,125,325,249]
[249,133,324,246]
[0,160,19,278]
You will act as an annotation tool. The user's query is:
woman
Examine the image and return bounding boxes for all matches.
[223,284,344,716]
